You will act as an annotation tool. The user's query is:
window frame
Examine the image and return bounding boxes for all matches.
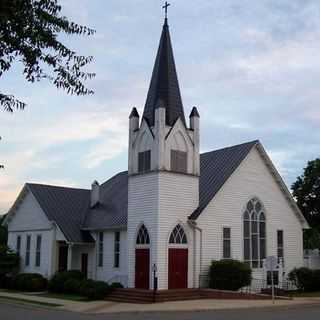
[98,232,104,267]
[16,235,21,256]
[138,150,151,173]
[114,231,120,268]
[168,224,188,248]
[222,227,232,259]
[243,198,266,269]
[136,224,150,246]
[170,149,187,173]
[277,230,284,264]
[25,235,31,266]
[35,234,42,267]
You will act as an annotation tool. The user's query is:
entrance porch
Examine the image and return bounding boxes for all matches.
[54,241,94,278]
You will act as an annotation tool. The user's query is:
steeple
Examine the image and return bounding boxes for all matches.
[143,18,186,127]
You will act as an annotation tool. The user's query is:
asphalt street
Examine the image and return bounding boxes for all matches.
[1,302,320,320]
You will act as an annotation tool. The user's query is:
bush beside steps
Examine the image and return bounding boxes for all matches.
[209,259,252,291]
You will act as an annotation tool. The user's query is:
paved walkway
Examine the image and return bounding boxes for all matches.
[0,290,320,314]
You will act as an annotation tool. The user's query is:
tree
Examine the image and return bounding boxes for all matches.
[0,215,7,245]
[0,245,20,279]
[0,0,95,111]
[292,159,320,249]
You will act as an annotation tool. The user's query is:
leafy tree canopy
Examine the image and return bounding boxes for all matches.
[0,215,7,245]
[0,0,95,112]
[0,245,20,277]
[292,159,320,249]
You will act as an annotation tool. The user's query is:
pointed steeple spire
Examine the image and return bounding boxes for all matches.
[143,18,186,127]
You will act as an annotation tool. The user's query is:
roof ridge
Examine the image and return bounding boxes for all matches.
[27,183,89,192]
[200,140,259,156]
[100,170,128,187]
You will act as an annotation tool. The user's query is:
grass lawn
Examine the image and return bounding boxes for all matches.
[37,292,89,302]
[0,295,62,307]
[290,291,320,298]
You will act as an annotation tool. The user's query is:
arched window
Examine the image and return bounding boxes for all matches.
[169,224,187,244]
[136,225,150,245]
[243,198,266,268]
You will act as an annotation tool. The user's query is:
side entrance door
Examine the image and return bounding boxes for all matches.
[81,253,88,278]
[135,249,150,289]
[58,245,68,272]
[168,248,188,289]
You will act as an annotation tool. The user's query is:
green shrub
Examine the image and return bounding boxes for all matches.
[0,275,13,289]
[209,259,252,291]
[79,279,110,300]
[13,273,47,292]
[288,268,320,292]
[63,278,82,294]
[48,270,85,293]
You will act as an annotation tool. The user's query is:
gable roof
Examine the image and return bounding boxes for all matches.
[82,171,128,230]
[27,183,93,243]
[5,140,307,239]
[189,140,259,219]
[143,18,186,127]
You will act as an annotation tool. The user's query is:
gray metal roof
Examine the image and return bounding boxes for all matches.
[24,141,258,239]
[82,171,128,230]
[189,140,259,219]
[143,18,186,127]
[27,183,93,243]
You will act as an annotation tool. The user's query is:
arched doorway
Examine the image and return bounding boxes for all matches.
[135,224,150,289]
[168,224,188,289]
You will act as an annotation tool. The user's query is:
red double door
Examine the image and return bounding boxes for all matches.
[135,248,188,290]
[168,248,188,289]
[135,249,150,289]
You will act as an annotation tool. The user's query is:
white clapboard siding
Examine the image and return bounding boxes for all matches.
[127,171,198,289]
[95,230,128,285]
[7,191,54,278]
[197,146,304,279]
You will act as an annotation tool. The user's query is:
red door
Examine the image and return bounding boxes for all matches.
[135,249,150,289]
[168,248,188,289]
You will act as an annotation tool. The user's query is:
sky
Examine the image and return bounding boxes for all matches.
[0,0,320,215]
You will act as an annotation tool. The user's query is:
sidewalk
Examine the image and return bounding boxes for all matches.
[81,297,320,314]
[0,290,319,314]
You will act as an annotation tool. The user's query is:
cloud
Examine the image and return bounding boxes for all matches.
[1,0,320,214]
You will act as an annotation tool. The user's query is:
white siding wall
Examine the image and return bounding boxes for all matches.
[127,171,198,290]
[70,245,95,279]
[157,172,198,289]
[7,192,51,231]
[127,173,159,288]
[197,147,304,280]
[7,191,54,278]
[95,230,128,286]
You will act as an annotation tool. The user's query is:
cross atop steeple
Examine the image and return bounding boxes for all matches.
[162,1,170,19]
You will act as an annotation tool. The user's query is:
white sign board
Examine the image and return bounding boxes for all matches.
[265,256,278,271]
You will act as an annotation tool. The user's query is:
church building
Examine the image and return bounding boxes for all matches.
[4,16,308,290]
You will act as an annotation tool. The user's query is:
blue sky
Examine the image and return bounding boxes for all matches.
[1,0,320,214]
